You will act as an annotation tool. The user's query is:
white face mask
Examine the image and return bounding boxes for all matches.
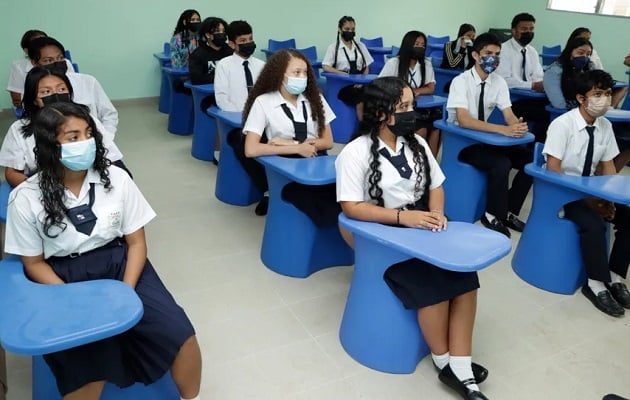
[284,76,307,95]
[584,95,611,118]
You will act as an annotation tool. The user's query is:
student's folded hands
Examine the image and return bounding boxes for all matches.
[399,210,447,232]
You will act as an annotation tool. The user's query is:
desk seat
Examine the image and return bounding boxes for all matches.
[153,51,172,114]
[183,82,217,162]
[338,214,511,373]
[433,68,460,97]
[162,67,193,135]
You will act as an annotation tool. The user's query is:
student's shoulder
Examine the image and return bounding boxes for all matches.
[340,135,371,156]
[9,174,41,204]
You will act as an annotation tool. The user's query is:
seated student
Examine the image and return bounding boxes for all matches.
[625,53,630,67]
[170,9,201,69]
[7,29,46,108]
[567,27,603,69]
[496,12,549,143]
[336,76,490,400]
[25,37,119,135]
[189,17,232,86]
[441,24,476,70]
[0,67,127,187]
[4,102,202,400]
[543,70,630,318]
[214,20,265,112]
[379,30,441,156]
[447,33,533,238]
[232,49,335,216]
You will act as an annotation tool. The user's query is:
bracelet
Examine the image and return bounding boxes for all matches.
[396,209,401,225]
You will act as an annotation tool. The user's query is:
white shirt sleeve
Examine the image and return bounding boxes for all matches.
[601,121,620,162]
[0,122,27,170]
[119,170,156,235]
[424,59,436,84]
[321,96,336,125]
[358,43,374,67]
[322,44,336,67]
[496,77,512,111]
[87,76,119,136]
[378,57,399,78]
[7,60,26,93]
[242,97,267,136]
[543,118,569,161]
[214,58,240,112]
[446,74,468,121]
[416,135,445,189]
[5,187,45,257]
[335,142,369,203]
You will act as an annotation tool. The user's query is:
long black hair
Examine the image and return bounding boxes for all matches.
[33,102,111,237]
[332,16,367,72]
[173,9,200,47]
[198,17,228,46]
[397,31,427,87]
[456,23,476,39]
[558,37,593,105]
[356,77,432,208]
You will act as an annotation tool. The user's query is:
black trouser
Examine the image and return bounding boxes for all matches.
[511,99,550,143]
[227,129,269,193]
[564,200,630,282]
[458,144,533,220]
[0,346,6,400]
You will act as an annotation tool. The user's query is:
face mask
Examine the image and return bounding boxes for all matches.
[188,22,200,32]
[518,31,534,46]
[479,55,500,74]
[464,38,474,47]
[572,56,590,70]
[41,92,71,106]
[211,33,226,47]
[584,95,611,118]
[238,41,256,58]
[341,31,355,42]
[387,111,416,137]
[284,76,308,95]
[411,47,425,60]
[60,137,96,171]
[42,60,68,74]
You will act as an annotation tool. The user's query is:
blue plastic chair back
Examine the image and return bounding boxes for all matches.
[360,37,383,48]
[269,38,296,53]
[533,142,544,167]
[391,46,400,56]
[297,46,317,62]
[542,45,561,56]
[64,50,72,61]
[163,42,170,56]
[427,35,449,48]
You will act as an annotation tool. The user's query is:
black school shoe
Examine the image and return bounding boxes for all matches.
[438,364,490,400]
[603,395,630,400]
[254,196,269,216]
[581,286,625,317]
[480,216,511,238]
[502,213,525,232]
[606,282,630,309]
[432,361,489,384]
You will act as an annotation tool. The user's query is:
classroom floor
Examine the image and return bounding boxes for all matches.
[1,100,629,400]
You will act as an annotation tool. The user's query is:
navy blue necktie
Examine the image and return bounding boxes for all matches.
[582,126,595,176]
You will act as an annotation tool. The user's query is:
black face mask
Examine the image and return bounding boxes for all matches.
[42,60,68,74]
[41,92,72,106]
[341,31,355,42]
[518,31,534,46]
[387,111,416,137]
[188,22,200,32]
[411,47,426,60]
[238,41,256,57]
[211,33,226,47]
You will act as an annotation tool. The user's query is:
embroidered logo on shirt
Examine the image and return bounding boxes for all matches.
[108,211,122,228]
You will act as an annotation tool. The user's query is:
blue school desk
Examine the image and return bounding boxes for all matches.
[256,155,353,278]
[207,107,263,206]
[509,88,547,102]
[365,46,392,74]
[183,82,217,162]
[512,143,630,294]
[415,95,447,109]
[0,181,11,224]
[338,214,511,373]
[546,105,630,123]
[434,120,535,222]
[153,52,172,114]
[433,68,460,97]
[322,72,378,144]
[161,67,193,135]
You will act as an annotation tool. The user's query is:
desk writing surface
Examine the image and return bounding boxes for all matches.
[435,120,535,146]
[161,66,189,76]
[510,88,547,99]
[183,82,215,94]
[415,95,447,108]
[153,52,170,62]
[207,107,242,128]
[257,155,337,185]
[322,72,379,84]
[366,46,393,55]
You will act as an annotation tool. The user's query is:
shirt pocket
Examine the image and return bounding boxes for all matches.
[96,201,124,233]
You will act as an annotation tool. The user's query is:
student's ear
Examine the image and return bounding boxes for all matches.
[228,41,236,50]
[576,94,586,105]
[471,50,480,63]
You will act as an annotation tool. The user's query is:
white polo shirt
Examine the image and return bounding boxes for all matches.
[243,91,335,140]
[496,38,544,89]
[447,67,512,123]
[214,53,265,112]
[336,134,445,209]
[543,107,619,177]
[378,57,435,88]
[67,72,119,136]
[6,59,74,93]
[322,41,374,73]
[0,114,123,176]
[5,166,155,258]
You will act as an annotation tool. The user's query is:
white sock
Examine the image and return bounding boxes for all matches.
[432,351,450,370]
[182,395,200,400]
[610,272,624,284]
[450,356,479,391]
[588,279,607,294]
[485,212,496,222]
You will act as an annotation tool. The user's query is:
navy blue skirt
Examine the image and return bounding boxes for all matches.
[44,240,195,396]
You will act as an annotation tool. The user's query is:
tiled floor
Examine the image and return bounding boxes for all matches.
[1,101,629,400]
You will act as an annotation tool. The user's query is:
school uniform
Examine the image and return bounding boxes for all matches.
[6,58,74,94]
[66,71,119,135]
[336,134,479,308]
[543,108,629,282]
[322,40,373,105]
[4,166,194,396]
[447,67,533,221]
[440,40,475,70]
[214,53,265,112]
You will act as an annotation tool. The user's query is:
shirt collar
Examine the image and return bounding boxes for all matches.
[470,67,491,86]
[65,168,102,202]
[509,37,528,51]
[570,107,601,132]
[378,135,405,154]
[271,91,307,109]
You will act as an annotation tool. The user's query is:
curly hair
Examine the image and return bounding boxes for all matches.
[242,49,326,135]
[357,77,432,208]
[33,102,111,237]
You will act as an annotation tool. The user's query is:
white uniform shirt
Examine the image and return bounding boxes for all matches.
[447,68,512,123]
[0,115,123,176]
[496,38,544,89]
[5,166,155,258]
[243,91,335,140]
[6,59,74,93]
[336,134,445,209]
[214,54,265,112]
[67,72,119,135]
[543,107,619,176]
[590,48,603,70]
[322,41,374,73]
[378,57,435,88]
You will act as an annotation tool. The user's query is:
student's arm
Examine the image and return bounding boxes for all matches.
[214,61,241,111]
[442,41,464,69]
[305,124,334,151]
[21,255,65,284]
[624,54,630,67]
[545,154,562,173]
[188,50,212,85]
[9,92,21,108]
[5,168,27,187]
[456,107,526,136]
[612,87,627,109]
[414,82,435,96]
[244,132,317,158]
[543,64,567,109]
[322,44,348,75]
[599,160,616,176]
[123,228,147,289]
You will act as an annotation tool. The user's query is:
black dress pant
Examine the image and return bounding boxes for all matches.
[458,144,533,220]
[564,200,630,282]
[227,129,269,193]
[511,99,550,143]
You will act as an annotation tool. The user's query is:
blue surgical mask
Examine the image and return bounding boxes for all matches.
[284,76,308,95]
[60,138,96,171]
[572,56,590,70]
[479,55,500,74]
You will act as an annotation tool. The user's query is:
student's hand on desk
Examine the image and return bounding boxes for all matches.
[501,118,528,137]
[400,210,447,232]
[297,142,318,158]
[531,81,545,93]
[269,137,296,146]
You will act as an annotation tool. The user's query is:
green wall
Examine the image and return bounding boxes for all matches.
[1,0,627,111]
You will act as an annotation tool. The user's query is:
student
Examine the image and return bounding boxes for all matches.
[170,9,201,69]
[441,24,476,70]
[233,49,335,216]
[625,53,630,67]
[447,33,533,238]
[0,67,127,187]
[7,29,47,108]
[189,17,232,86]
[379,30,441,156]
[4,102,202,400]
[496,13,549,143]
[26,37,119,135]
[543,70,630,318]
[214,20,265,112]
[567,27,603,69]
[336,77,490,400]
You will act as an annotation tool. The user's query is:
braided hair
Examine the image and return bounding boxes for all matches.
[332,16,367,72]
